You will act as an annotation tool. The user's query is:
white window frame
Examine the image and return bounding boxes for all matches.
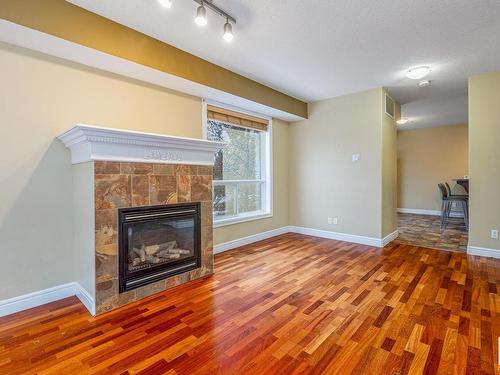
[202,99,273,227]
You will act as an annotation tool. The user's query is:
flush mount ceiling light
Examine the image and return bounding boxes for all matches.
[157,0,172,9]
[406,66,432,80]
[396,118,410,125]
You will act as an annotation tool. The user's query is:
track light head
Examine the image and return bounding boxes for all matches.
[195,2,207,26]
[223,20,234,42]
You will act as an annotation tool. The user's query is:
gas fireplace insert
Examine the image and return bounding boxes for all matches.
[118,203,201,292]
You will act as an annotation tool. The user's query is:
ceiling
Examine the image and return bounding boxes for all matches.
[397,94,468,130]
[68,0,500,128]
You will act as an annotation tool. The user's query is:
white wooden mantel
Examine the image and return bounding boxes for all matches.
[57,124,225,165]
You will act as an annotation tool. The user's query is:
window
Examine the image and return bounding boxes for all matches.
[205,104,271,226]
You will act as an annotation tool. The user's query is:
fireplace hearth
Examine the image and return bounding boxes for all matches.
[118,203,201,292]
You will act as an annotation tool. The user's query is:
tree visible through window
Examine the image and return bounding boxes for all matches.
[207,120,266,220]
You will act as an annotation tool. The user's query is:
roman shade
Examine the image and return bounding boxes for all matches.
[207,105,269,131]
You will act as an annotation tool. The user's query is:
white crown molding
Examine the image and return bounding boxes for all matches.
[57,124,225,165]
[0,282,95,317]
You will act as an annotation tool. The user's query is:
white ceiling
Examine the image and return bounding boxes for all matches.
[398,93,468,130]
[68,0,500,127]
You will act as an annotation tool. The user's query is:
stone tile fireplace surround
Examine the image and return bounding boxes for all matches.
[58,125,224,315]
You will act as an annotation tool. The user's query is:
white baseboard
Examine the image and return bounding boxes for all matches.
[75,284,96,316]
[288,226,387,247]
[215,226,400,253]
[397,208,464,218]
[382,229,399,246]
[398,208,441,216]
[467,245,500,259]
[214,226,290,254]
[0,282,95,318]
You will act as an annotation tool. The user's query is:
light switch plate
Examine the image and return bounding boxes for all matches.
[352,154,360,162]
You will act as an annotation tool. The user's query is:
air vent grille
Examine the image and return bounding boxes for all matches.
[385,94,395,118]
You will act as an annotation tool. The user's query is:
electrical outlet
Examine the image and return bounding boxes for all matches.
[333,217,338,225]
[352,153,360,162]
[491,229,499,240]
[327,217,333,225]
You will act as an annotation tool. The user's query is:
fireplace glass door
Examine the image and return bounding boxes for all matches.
[119,203,201,292]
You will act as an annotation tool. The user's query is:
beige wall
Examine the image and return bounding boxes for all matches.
[469,72,500,251]
[289,88,390,239]
[397,125,468,211]
[0,42,288,299]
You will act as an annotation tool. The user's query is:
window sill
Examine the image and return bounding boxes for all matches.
[213,212,273,228]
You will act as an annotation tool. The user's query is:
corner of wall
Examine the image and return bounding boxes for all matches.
[381,89,399,238]
[72,162,96,304]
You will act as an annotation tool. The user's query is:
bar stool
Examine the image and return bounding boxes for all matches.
[438,183,468,230]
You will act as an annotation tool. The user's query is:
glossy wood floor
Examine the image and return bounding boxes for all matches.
[1,233,499,375]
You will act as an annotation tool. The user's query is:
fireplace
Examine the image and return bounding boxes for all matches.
[58,125,224,314]
[118,203,201,293]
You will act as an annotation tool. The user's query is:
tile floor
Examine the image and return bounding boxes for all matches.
[394,212,468,253]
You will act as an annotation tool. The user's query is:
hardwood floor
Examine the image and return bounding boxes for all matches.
[0,233,499,374]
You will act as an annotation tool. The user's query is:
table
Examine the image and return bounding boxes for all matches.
[453,178,469,193]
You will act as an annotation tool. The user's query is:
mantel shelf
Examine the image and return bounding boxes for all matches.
[57,124,225,165]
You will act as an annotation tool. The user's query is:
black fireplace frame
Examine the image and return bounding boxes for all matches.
[118,202,201,293]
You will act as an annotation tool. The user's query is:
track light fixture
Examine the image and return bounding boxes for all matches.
[192,0,236,41]
[194,1,208,26]
[157,0,236,42]
[223,19,234,42]
[157,0,172,9]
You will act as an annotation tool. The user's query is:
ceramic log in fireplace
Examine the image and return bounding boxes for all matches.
[118,203,201,292]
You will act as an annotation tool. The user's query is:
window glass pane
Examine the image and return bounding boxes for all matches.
[238,183,263,214]
[207,121,262,181]
[213,183,236,218]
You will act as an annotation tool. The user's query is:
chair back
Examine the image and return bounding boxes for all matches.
[445,182,453,196]
[438,183,448,199]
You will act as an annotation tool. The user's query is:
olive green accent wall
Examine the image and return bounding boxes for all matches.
[0,0,307,118]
